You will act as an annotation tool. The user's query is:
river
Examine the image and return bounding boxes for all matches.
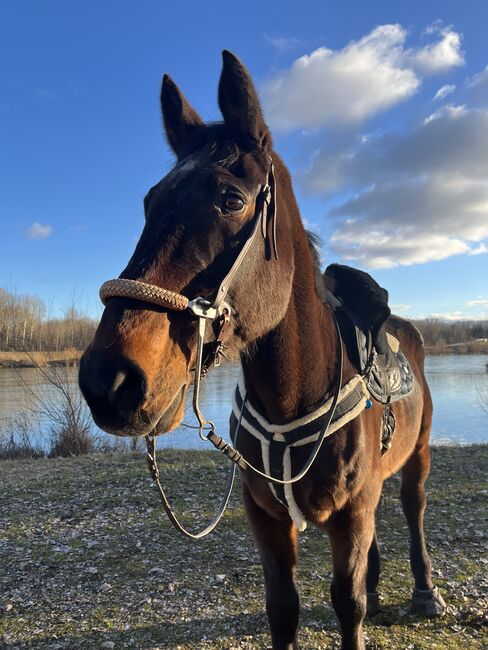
[0,355,486,450]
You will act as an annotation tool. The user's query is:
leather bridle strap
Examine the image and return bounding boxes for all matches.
[213,178,272,311]
[144,383,248,540]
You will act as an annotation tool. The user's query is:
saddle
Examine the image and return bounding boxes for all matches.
[324,264,415,452]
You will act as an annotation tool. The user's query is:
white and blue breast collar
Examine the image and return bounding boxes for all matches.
[231,372,368,531]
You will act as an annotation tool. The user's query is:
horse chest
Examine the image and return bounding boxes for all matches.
[231,372,370,530]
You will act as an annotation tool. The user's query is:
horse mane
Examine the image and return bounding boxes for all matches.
[306,230,326,303]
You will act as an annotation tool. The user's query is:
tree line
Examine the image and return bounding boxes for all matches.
[413,318,488,347]
[0,287,487,351]
[0,288,97,351]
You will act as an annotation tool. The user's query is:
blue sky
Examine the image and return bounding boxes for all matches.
[1,0,487,319]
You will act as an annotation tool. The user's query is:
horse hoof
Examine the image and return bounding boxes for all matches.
[367,591,380,617]
[411,586,446,617]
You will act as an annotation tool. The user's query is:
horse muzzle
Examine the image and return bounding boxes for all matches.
[79,347,186,437]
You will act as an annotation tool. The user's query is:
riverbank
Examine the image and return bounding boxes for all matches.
[0,350,80,368]
[0,445,486,649]
[0,344,487,368]
[425,341,488,356]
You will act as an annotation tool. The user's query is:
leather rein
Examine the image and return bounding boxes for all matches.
[98,158,344,538]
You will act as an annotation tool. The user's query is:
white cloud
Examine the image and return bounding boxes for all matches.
[262,24,463,130]
[26,222,52,240]
[423,311,488,321]
[424,103,466,123]
[469,243,488,256]
[408,26,464,73]
[466,65,488,106]
[434,83,456,101]
[408,308,488,321]
[466,298,488,307]
[391,304,411,313]
[304,106,488,268]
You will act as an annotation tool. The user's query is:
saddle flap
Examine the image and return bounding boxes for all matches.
[386,333,400,353]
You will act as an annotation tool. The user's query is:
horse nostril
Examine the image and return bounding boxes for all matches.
[109,371,128,402]
[110,366,146,416]
[79,352,147,419]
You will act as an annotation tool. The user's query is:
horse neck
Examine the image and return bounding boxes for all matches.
[241,190,338,425]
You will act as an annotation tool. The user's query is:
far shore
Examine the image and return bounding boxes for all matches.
[0,342,487,369]
[425,341,488,356]
[0,350,81,369]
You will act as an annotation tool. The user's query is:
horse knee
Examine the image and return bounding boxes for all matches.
[400,483,426,518]
[331,575,366,626]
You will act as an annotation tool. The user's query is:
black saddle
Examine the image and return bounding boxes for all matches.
[323,264,414,405]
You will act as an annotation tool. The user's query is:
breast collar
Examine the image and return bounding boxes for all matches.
[230,371,369,531]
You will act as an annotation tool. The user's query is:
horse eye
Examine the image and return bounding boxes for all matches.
[223,195,245,213]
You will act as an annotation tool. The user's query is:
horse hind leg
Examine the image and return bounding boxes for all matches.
[400,439,446,616]
[243,485,300,650]
[366,530,381,616]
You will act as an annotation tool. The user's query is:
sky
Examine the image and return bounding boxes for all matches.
[1,0,487,320]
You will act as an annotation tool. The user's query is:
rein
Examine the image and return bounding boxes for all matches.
[98,158,346,538]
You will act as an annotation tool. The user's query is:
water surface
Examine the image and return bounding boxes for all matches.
[0,355,486,449]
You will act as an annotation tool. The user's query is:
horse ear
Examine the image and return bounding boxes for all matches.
[161,74,204,158]
[218,50,272,152]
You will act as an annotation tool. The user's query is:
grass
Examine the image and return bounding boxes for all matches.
[0,445,487,649]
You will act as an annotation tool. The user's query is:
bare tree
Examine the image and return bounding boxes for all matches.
[0,286,97,352]
[18,355,95,456]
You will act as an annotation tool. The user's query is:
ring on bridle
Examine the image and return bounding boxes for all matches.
[98,157,344,538]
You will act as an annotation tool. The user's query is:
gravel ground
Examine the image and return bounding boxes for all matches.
[0,445,487,649]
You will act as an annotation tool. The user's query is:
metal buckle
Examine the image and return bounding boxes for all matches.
[188,297,231,320]
[188,297,218,320]
[262,183,271,205]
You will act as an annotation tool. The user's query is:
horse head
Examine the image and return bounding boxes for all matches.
[79,51,296,437]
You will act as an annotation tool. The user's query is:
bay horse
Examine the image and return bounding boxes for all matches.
[79,51,445,649]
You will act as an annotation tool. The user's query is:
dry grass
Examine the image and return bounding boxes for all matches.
[0,350,81,368]
[425,341,488,355]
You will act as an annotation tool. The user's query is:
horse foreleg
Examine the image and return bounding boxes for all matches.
[401,443,446,616]
[327,504,375,650]
[243,484,300,650]
[366,529,381,616]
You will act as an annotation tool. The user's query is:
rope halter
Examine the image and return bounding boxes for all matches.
[100,278,189,312]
